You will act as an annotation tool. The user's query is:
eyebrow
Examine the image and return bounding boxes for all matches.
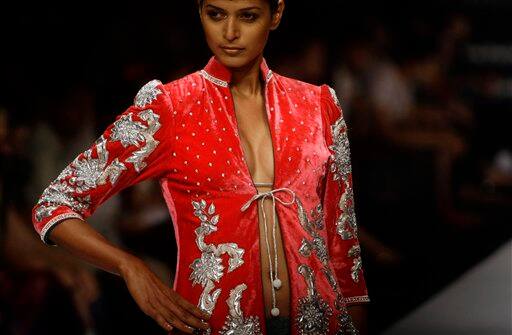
[205,4,262,11]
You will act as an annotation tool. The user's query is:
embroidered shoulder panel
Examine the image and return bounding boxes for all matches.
[124,109,161,173]
[35,135,126,222]
[35,104,163,226]
[134,79,163,108]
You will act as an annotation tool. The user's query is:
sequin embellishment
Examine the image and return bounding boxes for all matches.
[134,79,162,108]
[35,135,126,223]
[296,264,333,335]
[297,200,329,264]
[348,244,363,283]
[190,199,245,317]
[124,109,161,173]
[326,88,358,240]
[110,113,147,147]
[295,196,359,334]
[219,283,262,335]
[200,70,229,88]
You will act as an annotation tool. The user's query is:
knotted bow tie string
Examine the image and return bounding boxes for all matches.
[240,187,296,317]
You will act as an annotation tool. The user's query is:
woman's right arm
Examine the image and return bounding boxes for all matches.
[50,218,211,333]
[31,80,211,334]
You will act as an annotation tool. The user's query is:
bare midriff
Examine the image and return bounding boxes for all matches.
[231,77,290,319]
[255,184,291,318]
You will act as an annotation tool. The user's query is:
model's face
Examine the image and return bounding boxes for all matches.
[199,0,284,69]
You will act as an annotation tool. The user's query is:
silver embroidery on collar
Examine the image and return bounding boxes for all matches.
[200,70,229,88]
[134,79,162,108]
[190,199,245,317]
[219,283,262,335]
[200,69,272,87]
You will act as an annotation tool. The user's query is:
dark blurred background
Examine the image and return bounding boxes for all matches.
[1,1,511,334]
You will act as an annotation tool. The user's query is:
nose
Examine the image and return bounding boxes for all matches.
[223,17,240,42]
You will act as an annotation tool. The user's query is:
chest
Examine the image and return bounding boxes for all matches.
[167,85,332,196]
[231,91,273,183]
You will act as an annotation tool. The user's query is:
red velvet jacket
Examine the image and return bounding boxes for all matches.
[32,56,369,334]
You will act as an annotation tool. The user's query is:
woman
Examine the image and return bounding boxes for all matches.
[31,0,370,334]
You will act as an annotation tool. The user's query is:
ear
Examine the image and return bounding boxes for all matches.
[270,0,285,31]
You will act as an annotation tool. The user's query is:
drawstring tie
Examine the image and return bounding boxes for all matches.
[240,187,296,317]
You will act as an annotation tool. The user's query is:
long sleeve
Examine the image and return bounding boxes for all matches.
[320,84,370,306]
[32,80,175,245]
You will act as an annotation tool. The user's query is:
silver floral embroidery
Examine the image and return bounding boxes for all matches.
[190,251,224,286]
[35,136,126,222]
[125,109,161,173]
[296,264,333,335]
[69,136,126,193]
[219,283,262,335]
[134,79,162,108]
[327,103,358,240]
[291,196,360,334]
[35,181,91,222]
[348,245,363,283]
[297,198,329,264]
[335,183,357,240]
[110,113,147,147]
[321,267,359,335]
[329,117,351,182]
[190,199,245,317]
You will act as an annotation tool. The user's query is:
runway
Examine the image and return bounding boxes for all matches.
[383,239,512,335]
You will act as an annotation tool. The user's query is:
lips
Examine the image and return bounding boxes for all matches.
[220,45,244,51]
[220,46,245,55]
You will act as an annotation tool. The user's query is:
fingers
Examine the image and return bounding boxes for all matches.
[155,289,210,333]
[144,304,174,332]
[173,292,211,321]
[155,280,210,321]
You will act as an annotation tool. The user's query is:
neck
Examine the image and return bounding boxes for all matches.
[229,54,263,96]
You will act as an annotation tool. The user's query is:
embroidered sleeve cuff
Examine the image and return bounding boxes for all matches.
[344,295,370,306]
[40,212,84,246]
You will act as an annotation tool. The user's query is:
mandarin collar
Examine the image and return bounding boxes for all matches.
[200,55,273,88]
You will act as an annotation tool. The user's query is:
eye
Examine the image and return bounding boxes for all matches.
[240,12,259,22]
[206,9,226,21]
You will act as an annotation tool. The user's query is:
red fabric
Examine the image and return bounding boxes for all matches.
[32,56,369,334]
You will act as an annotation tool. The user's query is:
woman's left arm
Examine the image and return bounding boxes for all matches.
[320,84,370,333]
